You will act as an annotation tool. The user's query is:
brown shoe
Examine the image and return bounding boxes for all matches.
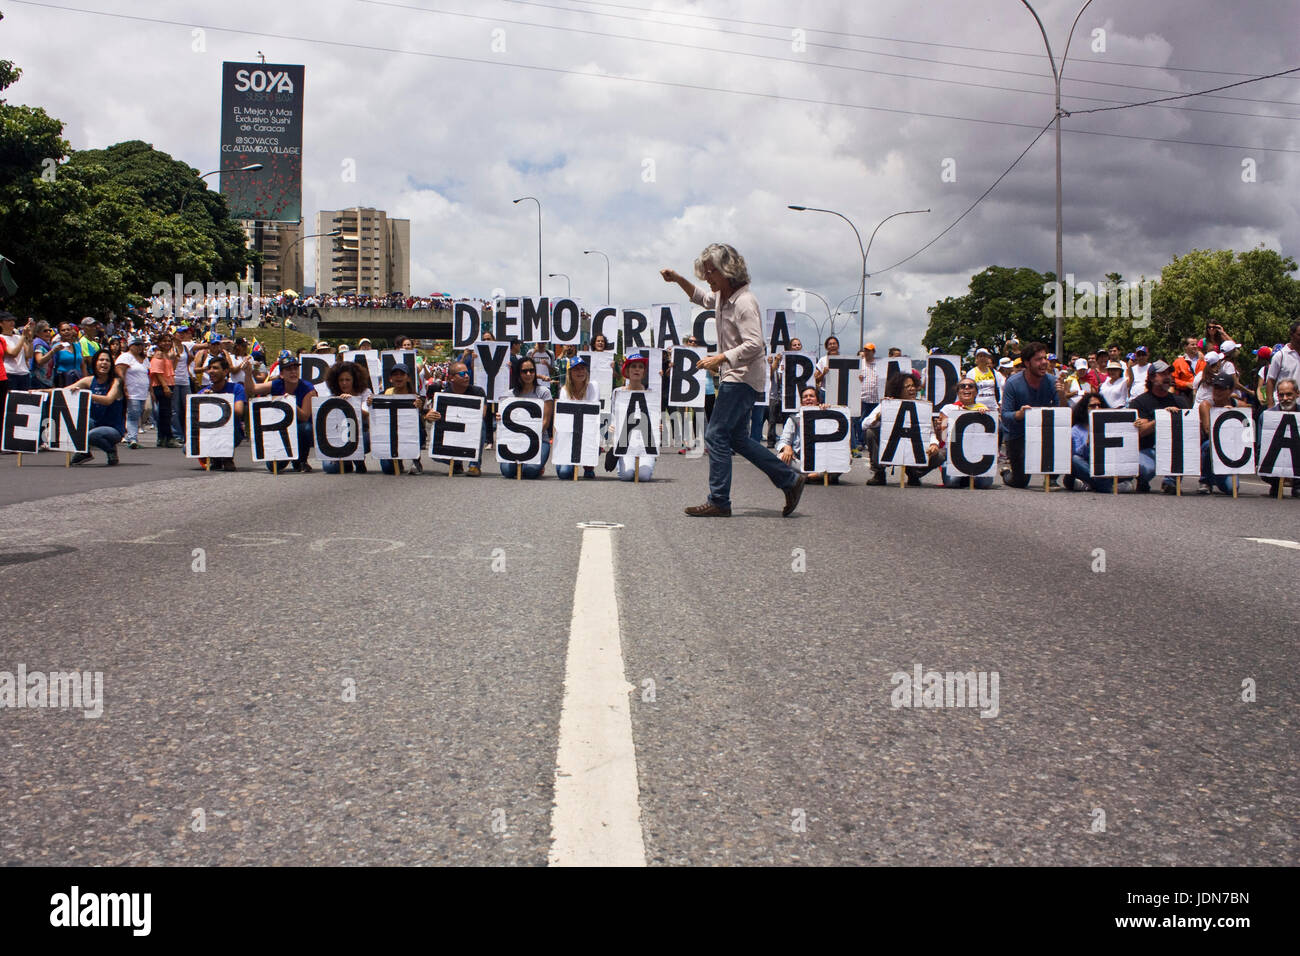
[685,502,731,517]
[782,475,806,517]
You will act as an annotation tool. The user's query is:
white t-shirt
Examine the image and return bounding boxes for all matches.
[560,383,600,403]
[115,352,151,401]
[1099,376,1130,408]
[1,333,26,376]
[1267,344,1300,386]
[174,342,191,383]
[1129,361,1150,397]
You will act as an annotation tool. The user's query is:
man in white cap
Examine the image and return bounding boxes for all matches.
[1129,345,1151,397]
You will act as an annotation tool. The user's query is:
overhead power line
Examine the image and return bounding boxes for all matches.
[357,0,1299,122]
[537,0,1295,81]
[9,1,1299,154]
[498,0,1300,106]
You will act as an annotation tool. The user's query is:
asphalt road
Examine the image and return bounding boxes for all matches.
[1,445,1296,866]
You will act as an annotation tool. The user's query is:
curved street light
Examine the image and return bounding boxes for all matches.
[1020,0,1096,357]
[547,272,571,297]
[280,228,341,350]
[513,197,542,296]
[788,204,928,350]
[179,163,263,213]
[583,249,610,303]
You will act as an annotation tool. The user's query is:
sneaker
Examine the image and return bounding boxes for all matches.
[906,475,923,488]
[106,451,119,466]
[410,461,423,474]
[296,461,314,473]
[866,470,887,486]
[583,467,596,480]
[70,452,93,466]
[1118,479,1135,493]
[1062,474,1077,491]
[1162,481,1177,495]
[685,502,732,517]
[165,438,181,448]
[128,441,139,450]
[466,465,481,477]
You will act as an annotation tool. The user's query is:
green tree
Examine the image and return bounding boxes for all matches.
[1150,247,1299,358]
[922,265,1055,357]
[0,49,253,319]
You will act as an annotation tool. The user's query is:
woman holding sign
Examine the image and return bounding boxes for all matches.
[496,359,553,479]
[556,356,599,480]
[607,353,655,483]
[321,361,371,475]
[66,350,124,466]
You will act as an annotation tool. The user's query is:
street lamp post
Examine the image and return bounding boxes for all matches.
[547,272,571,297]
[788,205,928,352]
[513,197,542,296]
[786,286,832,354]
[280,228,341,350]
[179,163,263,213]
[1021,0,1095,358]
[583,249,610,303]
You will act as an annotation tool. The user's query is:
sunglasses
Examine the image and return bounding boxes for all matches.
[958,384,976,390]
[453,370,469,377]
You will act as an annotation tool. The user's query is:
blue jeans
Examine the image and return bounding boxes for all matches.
[88,426,121,455]
[942,472,993,489]
[750,404,767,443]
[264,422,314,471]
[1200,439,1233,493]
[1137,448,1176,491]
[856,401,878,453]
[321,430,370,474]
[171,381,189,442]
[706,382,799,510]
[556,463,597,480]
[125,399,145,442]
[1069,453,1113,493]
[499,440,550,479]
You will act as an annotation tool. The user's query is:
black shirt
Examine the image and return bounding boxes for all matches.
[1131,389,1189,449]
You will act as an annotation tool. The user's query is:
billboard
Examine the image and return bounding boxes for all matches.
[219,62,304,222]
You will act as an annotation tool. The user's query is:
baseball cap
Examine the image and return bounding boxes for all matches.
[975,347,991,357]
[1047,353,1058,361]
[621,350,648,375]
[997,357,1014,369]
[278,349,295,363]
[1074,358,1088,370]
[1135,345,1148,354]
[314,341,331,350]
[1150,359,1171,374]
[1204,350,1223,364]
[1210,372,1234,389]
[358,337,372,346]
[1220,339,1239,353]
[1256,346,1273,359]
[279,354,300,367]
[569,355,588,368]
[336,344,349,354]
[864,342,876,350]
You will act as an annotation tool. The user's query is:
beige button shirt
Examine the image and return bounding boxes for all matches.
[689,283,768,392]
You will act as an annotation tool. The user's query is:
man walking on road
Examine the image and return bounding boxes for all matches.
[661,243,805,517]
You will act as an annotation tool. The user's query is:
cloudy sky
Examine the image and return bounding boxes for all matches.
[5,0,1298,351]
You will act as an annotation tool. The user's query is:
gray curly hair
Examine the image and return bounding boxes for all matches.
[693,243,750,287]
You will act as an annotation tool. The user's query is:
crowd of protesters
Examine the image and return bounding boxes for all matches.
[1,304,1296,496]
